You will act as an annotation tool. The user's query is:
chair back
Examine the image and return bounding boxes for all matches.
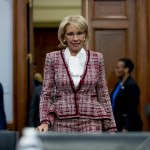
[0,130,19,150]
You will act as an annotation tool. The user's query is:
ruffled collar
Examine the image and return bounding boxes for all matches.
[64,47,86,68]
[64,47,86,88]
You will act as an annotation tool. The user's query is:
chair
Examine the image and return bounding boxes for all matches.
[0,130,19,150]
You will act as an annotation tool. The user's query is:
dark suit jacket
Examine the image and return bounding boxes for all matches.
[28,84,42,127]
[111,76,143,131]
[0,83,6,129]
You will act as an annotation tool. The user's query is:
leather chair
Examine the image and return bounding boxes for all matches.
[0,130,19,150]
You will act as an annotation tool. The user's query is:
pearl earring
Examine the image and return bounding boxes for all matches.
[63,39,67,46]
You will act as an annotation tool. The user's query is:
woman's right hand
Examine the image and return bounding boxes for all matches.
[36,123,49,132]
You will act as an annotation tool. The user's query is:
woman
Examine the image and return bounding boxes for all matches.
[37,15,116,133]
[111,58,143,131]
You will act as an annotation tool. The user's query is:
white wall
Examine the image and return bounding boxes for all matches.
[0,0,13,123]
[33,0,81,27]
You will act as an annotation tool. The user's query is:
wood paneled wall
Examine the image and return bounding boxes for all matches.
[33,28,59,75]
[82,0,150,131]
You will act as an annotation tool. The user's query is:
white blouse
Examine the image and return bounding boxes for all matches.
[64,47,86,88]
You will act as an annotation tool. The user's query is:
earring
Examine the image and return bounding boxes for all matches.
[64,39,67,44]
[63,39,67,46]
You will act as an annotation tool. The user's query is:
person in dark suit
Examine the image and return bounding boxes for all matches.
[0,82,7,130]
[111,58,143,131]
[28,72,43,127]
[28,84,42,127]
[33,72,43,88]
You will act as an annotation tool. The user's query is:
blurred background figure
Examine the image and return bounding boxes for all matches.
[145,103,150,120]
[0,82,7,130]
[28,84,42,127]
[110,58,143,132]
[33,73,43,88]
[28,73,43,127]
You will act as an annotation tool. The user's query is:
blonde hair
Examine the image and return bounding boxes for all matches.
[58,15,89,48]
[34,73,43,83]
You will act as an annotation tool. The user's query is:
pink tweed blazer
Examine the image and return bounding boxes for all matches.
[40,49,116,131]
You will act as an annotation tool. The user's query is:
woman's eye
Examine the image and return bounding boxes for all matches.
[66,33,74,36]
[77,32,83,35]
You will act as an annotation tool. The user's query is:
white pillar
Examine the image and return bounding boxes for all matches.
[0,0,13,123]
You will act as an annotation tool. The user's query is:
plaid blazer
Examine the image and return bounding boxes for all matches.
[40,49,116,131]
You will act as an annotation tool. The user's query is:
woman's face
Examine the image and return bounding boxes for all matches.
[64,24,86,53]
[115,61,126,78]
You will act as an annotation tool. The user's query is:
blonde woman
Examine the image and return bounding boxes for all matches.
[37,15,117,133]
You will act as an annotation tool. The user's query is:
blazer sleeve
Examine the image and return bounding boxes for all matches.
[40,53,55,126]
[96,53,117,132]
